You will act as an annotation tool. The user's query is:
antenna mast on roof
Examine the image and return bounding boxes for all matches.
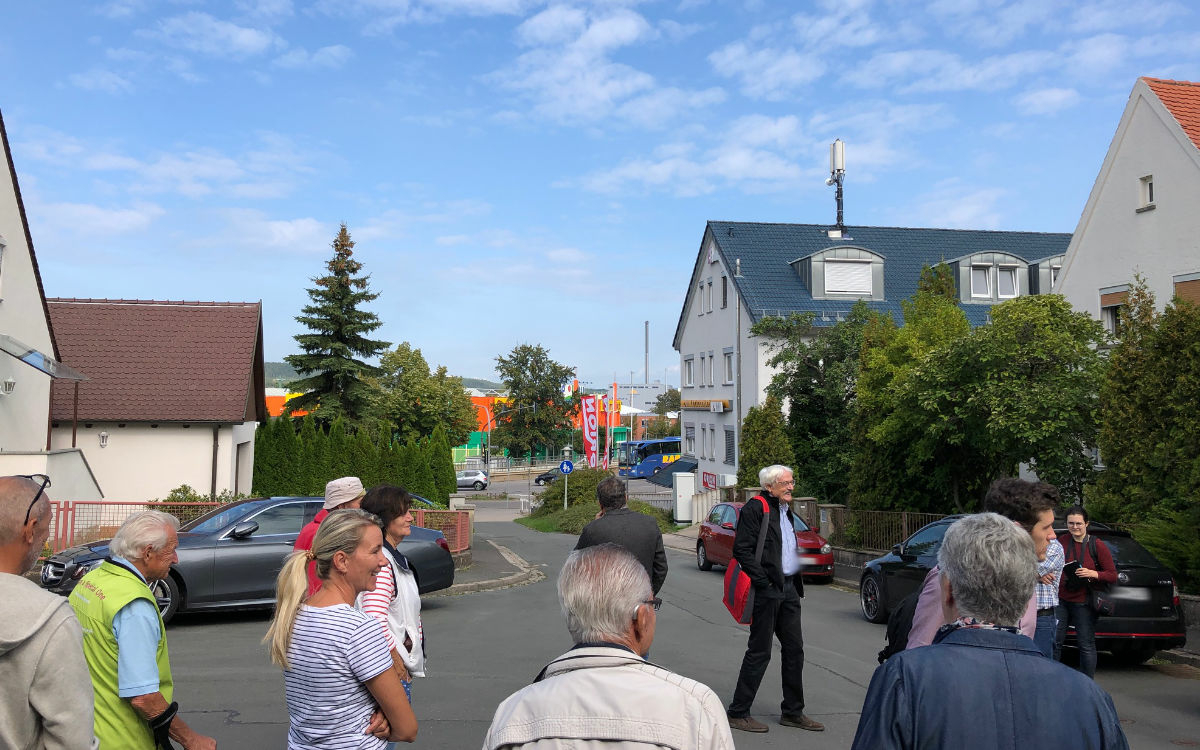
[825,139,846,238]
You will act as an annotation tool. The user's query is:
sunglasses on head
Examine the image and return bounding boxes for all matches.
[16,474,51,525]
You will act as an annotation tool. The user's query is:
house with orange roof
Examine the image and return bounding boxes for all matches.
[1057,77,1200,327]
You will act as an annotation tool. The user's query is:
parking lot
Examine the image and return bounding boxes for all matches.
[165,510,1200,748]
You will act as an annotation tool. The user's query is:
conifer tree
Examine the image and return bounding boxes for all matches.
[736,395,796,488]
[405,438,437,501]
[298,414,327,495]
[327,417,351,481]
[252,417,279,496]
[285,224,390,427]
[428,425,457,503]
[350,430,379,488]
[276,417,301,495]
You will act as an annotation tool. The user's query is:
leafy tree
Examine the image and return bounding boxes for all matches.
[916,262,957,300]
[492,344,575,458]
[652,388,681,416]
[645,417,677,439]
[736,395,795,488]
[753,302,885,502]
[285,224,390,426]
[374,342,477,445]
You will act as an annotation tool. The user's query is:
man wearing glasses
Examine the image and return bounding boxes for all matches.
[484,544,734,750]
[0,474,97,749]
[726,464,823,734]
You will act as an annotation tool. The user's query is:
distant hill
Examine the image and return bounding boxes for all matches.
[266,362,502,392]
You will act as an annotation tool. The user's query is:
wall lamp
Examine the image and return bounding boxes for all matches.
[0,377,15,396]
[98,431,109,448]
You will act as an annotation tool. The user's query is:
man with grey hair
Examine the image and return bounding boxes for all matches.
[574,475,668,594]
[726,464,822,733]
[483,544,733,749]
[0,474,97,749]
[851,513,1128,749]
[71,510,217,750]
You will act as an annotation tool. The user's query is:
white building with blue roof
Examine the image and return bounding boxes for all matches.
[672,220,1070,490]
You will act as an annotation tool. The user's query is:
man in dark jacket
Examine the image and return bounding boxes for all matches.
[851,513,1128,750]
[726,465,822,734]
[575,476,668,594]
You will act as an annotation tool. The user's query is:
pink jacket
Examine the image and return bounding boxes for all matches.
[906,565,1037,650]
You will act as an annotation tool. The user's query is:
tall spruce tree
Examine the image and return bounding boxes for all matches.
[252,417,279,496]
[428,425,457,503]
[286,224,390,426]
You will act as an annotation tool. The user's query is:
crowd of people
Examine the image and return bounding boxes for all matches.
[0,466,1133,749]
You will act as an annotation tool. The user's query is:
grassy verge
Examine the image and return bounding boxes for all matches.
[514,515,560,533]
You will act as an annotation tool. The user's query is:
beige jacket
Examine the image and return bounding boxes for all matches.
[483,645,734,750]
[0,574,98,750]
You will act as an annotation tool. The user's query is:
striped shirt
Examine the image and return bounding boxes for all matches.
[1036,538,1064,611]
[283,604,393,750]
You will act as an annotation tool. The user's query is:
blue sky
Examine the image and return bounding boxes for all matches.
[3,0,1198,388]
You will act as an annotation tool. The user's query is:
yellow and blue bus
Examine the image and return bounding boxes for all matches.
[618,438,683,478]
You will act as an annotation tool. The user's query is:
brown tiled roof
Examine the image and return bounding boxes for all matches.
[47,299,266,423]
[1144,77,1200,152]
[1,108,59,359]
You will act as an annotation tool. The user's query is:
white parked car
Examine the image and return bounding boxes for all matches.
[456,469,489,491]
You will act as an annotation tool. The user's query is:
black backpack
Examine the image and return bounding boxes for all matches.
[877,590,921,664]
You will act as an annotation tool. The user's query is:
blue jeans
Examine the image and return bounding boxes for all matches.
[1055,601,1098,677]
[1034,612,1057,658]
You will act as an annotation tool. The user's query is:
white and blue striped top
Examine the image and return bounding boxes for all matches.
[284,604,393,750]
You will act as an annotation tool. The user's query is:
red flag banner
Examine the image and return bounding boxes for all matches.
[600,395,611,470]
[581,395,599,468]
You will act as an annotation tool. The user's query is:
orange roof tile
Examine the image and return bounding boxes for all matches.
[1143,77,1200,152]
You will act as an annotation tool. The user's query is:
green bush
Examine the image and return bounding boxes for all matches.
[533,465,613,510]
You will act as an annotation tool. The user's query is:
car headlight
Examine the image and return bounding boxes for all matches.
[820,543,832,555]
[71,559,103,579]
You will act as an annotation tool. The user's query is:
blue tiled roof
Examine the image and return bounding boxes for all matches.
[707,221,1071,328]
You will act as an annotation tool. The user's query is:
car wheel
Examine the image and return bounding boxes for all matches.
[859,573,888,624]
[473,481,485,490]
[535,478,545,486]
[697,542,713,571]
[152,574,182,624]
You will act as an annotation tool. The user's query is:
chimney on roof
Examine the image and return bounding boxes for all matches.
[825,139,846,239]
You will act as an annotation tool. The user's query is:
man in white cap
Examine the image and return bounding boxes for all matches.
[294,476,365,594]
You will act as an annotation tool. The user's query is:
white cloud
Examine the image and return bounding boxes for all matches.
[659,19,703,42]
[613,86,726,130]
[792,0,885,49]
[236,0,295,21]
[546,247,589,263]
[516,5,587,47]
[273,45,353,69]
[1068,0,1187,34]
[68,68,135,95]
[222,209,332,251]
[843,49,1054,94]
[146,12,284,59]
[35,201,164,235]
[708,42,825,100]
[907,179,1008,229]
[1014,87,1081,116]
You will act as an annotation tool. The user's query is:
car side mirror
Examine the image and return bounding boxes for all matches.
[230,521,259,539]
[892,543,903,555]
[721,522,734,530]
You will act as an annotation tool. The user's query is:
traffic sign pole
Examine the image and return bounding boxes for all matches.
[559,460,574,510]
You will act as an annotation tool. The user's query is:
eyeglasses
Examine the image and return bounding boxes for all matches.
[17,474,50,525]
[643,597,662,611]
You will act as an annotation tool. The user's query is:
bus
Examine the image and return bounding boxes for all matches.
[618,438,683,478]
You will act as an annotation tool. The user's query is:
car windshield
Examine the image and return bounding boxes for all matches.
[1091,534,1164,568]
[182,500,269,533]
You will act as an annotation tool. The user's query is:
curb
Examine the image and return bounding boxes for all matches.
[1158,649,1200,669]
[428,540,545,597]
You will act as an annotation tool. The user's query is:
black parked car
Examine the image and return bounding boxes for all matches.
[534,468,561,486]
[858,517,1186,664]
[41,496,456,623]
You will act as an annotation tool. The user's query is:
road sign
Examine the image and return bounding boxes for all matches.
[559,460,574,475]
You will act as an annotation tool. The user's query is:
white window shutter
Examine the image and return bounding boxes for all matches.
[825,261,872,294]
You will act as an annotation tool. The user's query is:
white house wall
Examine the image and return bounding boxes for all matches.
[50,422,258,502]
[1058,83,1200,316]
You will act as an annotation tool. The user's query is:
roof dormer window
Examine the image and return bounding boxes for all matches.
[997,265,1019,298]
[825,260,872,294]
[792,246,885,301]
[971,266,991,298]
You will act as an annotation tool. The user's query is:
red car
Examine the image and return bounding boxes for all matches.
[696,501,834,582]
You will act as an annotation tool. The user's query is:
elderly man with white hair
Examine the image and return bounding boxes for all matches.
[725,464,822,734]
[851,513,1129,750]
[71,510,217,750]
[483,544,734,750]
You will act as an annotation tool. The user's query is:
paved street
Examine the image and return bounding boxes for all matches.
[167,514,1199,748]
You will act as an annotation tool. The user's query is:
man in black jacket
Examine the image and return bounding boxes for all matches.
[574,476,668,594]
[726,464,822,734]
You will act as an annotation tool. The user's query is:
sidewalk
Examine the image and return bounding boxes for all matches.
[428,504,544,596]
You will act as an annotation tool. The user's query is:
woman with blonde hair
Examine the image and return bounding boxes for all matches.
[266,509,417,748]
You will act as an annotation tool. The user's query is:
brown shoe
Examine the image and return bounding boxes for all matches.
[728,715,769,733]
[780,714,825,731]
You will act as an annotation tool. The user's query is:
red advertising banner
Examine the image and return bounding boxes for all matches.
[600,395,611,470]
[581,395,600,468]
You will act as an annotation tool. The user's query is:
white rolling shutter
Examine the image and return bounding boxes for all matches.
[825,261,872,294]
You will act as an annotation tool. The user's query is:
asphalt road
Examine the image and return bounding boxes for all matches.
[166,518,1200,749]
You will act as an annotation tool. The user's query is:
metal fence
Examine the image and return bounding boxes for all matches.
[823,507,946,552]
[628,490,674,512]
[47,500,473,556]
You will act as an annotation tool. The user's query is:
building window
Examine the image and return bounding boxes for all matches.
[971,266,991,298]
[724,352,734,384]
[697,282,704,315]
[709,354,715,385]
[684,358,694,387]
[721,276,728,308]
[1139,175,1155,209]
[824,260,872,294]
[1175,274,1200,305]
[1050,265,1061,288]
[997,266,1018,298]
[685,425,696,455]
[707,281,714,312]
[724,429,735,464]
[1100,287,1128,336]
